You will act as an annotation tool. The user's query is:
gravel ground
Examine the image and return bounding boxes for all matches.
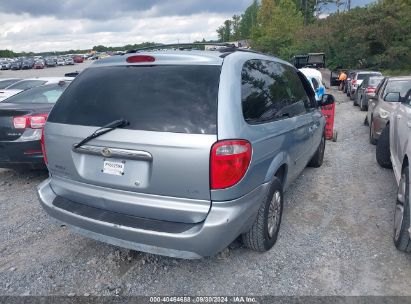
[1,71,411,296]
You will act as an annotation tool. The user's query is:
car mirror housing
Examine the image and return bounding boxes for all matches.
[384,92,400,102]
[318,94,335,107]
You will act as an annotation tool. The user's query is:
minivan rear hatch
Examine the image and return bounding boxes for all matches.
[46,63,221,223]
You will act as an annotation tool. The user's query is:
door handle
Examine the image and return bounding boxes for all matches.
[397,115,402,120]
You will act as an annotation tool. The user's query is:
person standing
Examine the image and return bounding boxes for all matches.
[338,70,347,91]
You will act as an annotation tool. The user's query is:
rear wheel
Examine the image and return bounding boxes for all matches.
[308,133,325,167]
[394,166,411,252]
[242,177,283,252]
[376,125,392,168]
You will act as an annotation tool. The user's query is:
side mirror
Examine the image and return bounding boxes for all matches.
[318,94,335,107]
[384,92,400,102]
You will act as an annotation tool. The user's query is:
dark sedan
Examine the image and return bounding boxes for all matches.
[0,81,70,169]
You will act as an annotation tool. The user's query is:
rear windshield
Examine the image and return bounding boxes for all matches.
[3,83,69,104]
[369,77,384,86]
[358,73,380,80]
[48,65,221,134]
[385,80,411,97]
[0,79,20,89]
[7,80,46,90]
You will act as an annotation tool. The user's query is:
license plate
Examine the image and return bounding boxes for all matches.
[102,160,125,176]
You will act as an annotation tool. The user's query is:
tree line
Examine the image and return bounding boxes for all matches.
[216,0,411,72]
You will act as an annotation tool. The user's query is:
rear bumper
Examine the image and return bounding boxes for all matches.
[0,139,45,169]
[37,178,269,258]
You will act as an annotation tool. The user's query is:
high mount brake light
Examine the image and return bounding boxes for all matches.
[126,55,155,63]
[13,114,48,129]
[210,140,252,189]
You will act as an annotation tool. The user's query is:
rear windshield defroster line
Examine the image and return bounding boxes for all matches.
[48,65,221,135]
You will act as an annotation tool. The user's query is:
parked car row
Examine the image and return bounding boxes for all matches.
[0,55,85,70]
[346,70,411,253]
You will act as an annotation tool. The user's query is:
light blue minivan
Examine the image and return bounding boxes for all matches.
[37,46,335,258]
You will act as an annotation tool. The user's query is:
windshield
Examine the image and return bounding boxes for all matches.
[3,83,68,104]
[6,80,46,90]
[48,65,221,134]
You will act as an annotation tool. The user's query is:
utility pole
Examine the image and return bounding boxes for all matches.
[347,0,351,11]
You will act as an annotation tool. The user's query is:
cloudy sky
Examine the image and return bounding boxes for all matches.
[0,0,376,53]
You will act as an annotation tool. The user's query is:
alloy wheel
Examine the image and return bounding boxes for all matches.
[268,190,282,238]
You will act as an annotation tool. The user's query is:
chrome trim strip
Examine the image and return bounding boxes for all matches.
[72,145,152,161]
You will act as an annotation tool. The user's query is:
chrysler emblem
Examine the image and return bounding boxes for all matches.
[101,147,112,157]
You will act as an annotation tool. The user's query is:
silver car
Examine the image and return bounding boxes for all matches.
[368,76,411,144]
[355,75,384,111]
[350,71,382,101]
[386,89,411,252]
[37,48,334,258]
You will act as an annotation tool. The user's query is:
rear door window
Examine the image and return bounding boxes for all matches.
[384,80,411,98]
[241,59,310,124]
[48,65,221,134]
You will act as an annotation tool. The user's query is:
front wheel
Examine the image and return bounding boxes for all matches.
[376,125,392,168]
[242,177,283,252]
[394,166,411,252]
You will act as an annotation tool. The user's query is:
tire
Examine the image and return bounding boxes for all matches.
[369,120,377,145]
[376,125,392,168]
[308,133,325,167]
[394,166,411,252]
[360,96,367,111]
[350,91,354,100]
[242,177,283,252]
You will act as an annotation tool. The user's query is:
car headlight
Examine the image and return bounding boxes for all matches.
[379,108,390,119]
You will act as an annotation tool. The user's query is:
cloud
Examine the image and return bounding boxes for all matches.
[0,11,231,52]
[0,1,253,52]
[0,0,252,20]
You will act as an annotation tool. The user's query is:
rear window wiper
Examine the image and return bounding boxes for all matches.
[74,119,129,149]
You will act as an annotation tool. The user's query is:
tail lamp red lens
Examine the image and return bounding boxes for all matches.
[40,128,47,164]
[352,79,357,86]
[126,55,155,63]
[366,87,376,93]
[210,140,252,189]
[13,114,48,129]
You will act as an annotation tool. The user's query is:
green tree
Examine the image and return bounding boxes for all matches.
[252,0,304,56]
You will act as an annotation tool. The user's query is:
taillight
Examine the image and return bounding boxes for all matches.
[352,80,357,86]
[126,55,155,63]
[366,87,376,94]
[40,128,47,164]
[13,117,27,129]
[210,140,252,190]
[13,114,48,129]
